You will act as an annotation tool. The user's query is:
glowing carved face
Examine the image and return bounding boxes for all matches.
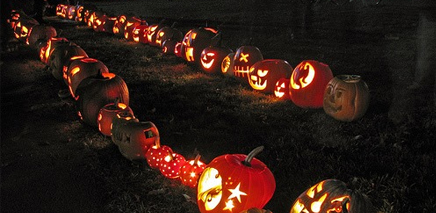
[291,62,315,90]
[274,78,290,99]
[233,46,263,80]
[249,68,269,90]
[198,167,223,211]
[201,52,216,70]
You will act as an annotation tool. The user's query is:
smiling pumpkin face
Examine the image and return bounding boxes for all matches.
[248,59,293,93]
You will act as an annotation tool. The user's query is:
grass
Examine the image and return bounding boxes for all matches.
[2,0,435,212]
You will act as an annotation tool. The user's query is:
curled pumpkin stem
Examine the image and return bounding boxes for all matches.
[193,154,201,165]
[243,146,264,167]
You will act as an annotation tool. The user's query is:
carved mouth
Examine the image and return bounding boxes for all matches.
[233,66,250,77]
[249,76,267,90]
[324,102,342,113]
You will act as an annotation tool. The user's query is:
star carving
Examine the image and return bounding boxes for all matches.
[228,183,247,203]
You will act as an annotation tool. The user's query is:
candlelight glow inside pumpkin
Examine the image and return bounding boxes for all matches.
[233,46,263,82]
[248,59,292,93]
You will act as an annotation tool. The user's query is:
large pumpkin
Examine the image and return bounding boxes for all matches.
[98,99,134,137]
[76,72,129,127]
[154,23,183,47]
[48,42,88,81]
[180,27,218,63]
[200,33,233,74]
[66,58,109,98]
[112,120,160,161]
[26,24,57,48]
[197,146,275,213]
[233,46,263,83]
[248,59,293,94]
[290,179,376,213]
[39,37,69,64]
[289,60,333,108]
[323,75,370,122]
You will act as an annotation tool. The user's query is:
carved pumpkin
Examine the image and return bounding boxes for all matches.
[93,15,117,33]
[112,120,160,161]
[76,72,129,127]
[289,60,334,108]
[13,17,39,42]
[221,53,235,77]
[248,59,293,94]
[48,42,88,81]
[180,154,206,188]
[155,23,183,47]
[39,37,69,64]
[98,99,134,137]
[233,46,263,83]
[159,149,186,179]
[181,27,218,63]
[174,41,183,58]
[67,5,78,20]
[132,25,149,43]
[290,179,376,213]
[7,10,22,30]
[62,55,88,85]
[323,75,370,122]
[197,146,275,213]
[66,58,109,98]
[75,5,85,22]
[87,11,105,28]
[124,17,147,41]
[145,139,173,169]
[26,25,57,47]
[274,78,291,100]
[112,15,128,36]
[239,208,272,213]
[56,4,68,18]
[200,33,233,74]
[162,39,179,55]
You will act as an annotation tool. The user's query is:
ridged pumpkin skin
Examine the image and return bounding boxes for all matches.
[48,42,88,81]
[66,58,109,98]
[98,102,134,137]
[323,75,370,122]
[76,72,129,127]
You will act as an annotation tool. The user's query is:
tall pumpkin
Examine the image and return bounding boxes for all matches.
[233,46,263,83]
[323,75,370,122]
[76,72,129,127]
[197,146,275,213]
[248,59,293,94]
[289,60,333,108]
[180,27,218,64]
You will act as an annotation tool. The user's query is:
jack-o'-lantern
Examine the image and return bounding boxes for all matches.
[239,208,272,213]
[323,75,370,122]
[7,10,23,30]
[39,37,69,64]
[248,59,293,94]
[13,17,39,42]
[146,21,167,46]
[132,25,149,43]
[274,78,291,100]
[221,53,235,77]
[62,55,88,85]
[112,120,160,161]
[145,139,173,169]
[159,149,186,179]
[200,33,233,74]
[124,17,147,41]
[98,99,134,136]
[289,60,334,108]
[162,39,178,55]
[87,11,104,28]
[290,179,376,213]
[56,4,68,18]
[94,15,118,33]
[154,23,183,47]
[26,25,57,47]
[75,5,85,22]
[67,5,78,20]
[197,146,275,213]
[66,58,109,98]
[174,41,183,57]
[83,9,93,24]
[233,46,263,83]
[180,154,206,188]
[180,27,218,64]
[76,72,129,127]
[112,15,128,36]
[48,42,88,81]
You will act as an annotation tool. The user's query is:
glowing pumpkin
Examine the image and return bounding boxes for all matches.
[13,17,39,42]
[145,139,172,169]
[87,11,105,28]
[197,146,275,213]
[159,149,186,179]
[76,72,129,127]
[75,5,85,22]
[66,58,109,98]
[56,4,68,18]
[112,15,128,36]
[132,25,149,43]
[180,154,206,188]
[154,23,183,47]
[274,78,291,100]
[66,5,77,20]
[290,179,376,213]
[248,59,293,94]
[112,120,160,161]
[162,39,179,55]
[98,99,134,137]
[48,42,88,81]
[221,53,235,77]
[180,27,218,63]
[174,41,183,57]
[289,60,333,108]
[233,46,263,83]
[200,33,233,74]
[39,37,69,64]
[124,17,147,41]
[26,24,57,47]
[323,75,370,122]
[93,15,117,33]
[146,21,167,46]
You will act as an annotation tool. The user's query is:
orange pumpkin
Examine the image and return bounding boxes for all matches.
[179,154,206,188]
[98,99,134,137]
[233,46,263,83]
[26,24,57,48]
[248,59,293,94]
[200,33,233,74]
[180,27,218,64]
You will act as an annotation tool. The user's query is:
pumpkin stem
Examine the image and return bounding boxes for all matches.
[171,21,177,28]
[193,154,201,165]
[242,146,264,167]
[166,149,174,161]
[114,97,120,108]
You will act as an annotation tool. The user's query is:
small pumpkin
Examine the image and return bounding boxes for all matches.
[112,120,160,161]
[159,149,186,179]
[180,27,218,63]
[221,52,235,77]
[74,5,85,22]
[145,139,173,169]
[197,146,275,213]
[289,60,334,108]
[26,24,57,47]
[233,45,264,83]
[76,72,129,127]
[56,4,68,18]
[323,75,370,122]
[200,33,233,74]
[290,179,376,213]
[179,154,206,188]
[13,17,39,42]
[274,78,291,100]
[98,99,134,137]
[248,59,293,94]
[66,58,109,98]
[48,42,88,81]
[66,5,78,20]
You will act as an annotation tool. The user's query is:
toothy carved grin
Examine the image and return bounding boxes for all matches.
[233,66,250,77]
